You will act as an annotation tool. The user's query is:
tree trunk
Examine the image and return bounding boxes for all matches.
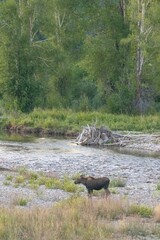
[136,0,145,113]
[119,0,127,18]
[135,0,153,114]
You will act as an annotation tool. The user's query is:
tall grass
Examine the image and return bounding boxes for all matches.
[4,108,160,133]
[0,196,158,240]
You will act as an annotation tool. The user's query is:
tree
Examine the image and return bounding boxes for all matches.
[146,0,160,111]
[0,0,53,112]
[126,0,157,113]
[0,0,159,114]
[78,0,132,112]
[43,0,91,108]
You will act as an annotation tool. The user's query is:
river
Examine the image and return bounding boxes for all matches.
[0,133,160,206]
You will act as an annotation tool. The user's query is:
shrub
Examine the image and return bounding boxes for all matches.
[62,176,80,193]
[13,197,28,206]
[15,175,25,184]
[3,181,10,186]
[128,204,153,218]
[45,178,61,189]
[110,178,126,188]
[6,175,14,181]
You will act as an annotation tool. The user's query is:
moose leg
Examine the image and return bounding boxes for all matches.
[88,189,93,198]
[105,189,110,199]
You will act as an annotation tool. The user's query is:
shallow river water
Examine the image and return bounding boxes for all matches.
[0,134,160,206]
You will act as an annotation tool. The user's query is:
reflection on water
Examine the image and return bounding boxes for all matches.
[0,130,35,142]
[0,130,159,158]
[107,146,160,158]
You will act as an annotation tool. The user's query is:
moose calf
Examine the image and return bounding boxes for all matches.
[74,175,110,198]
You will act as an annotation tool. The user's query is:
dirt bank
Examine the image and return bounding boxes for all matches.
[4,124,77,137]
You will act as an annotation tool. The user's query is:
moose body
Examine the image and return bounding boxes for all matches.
[74,175,110,198]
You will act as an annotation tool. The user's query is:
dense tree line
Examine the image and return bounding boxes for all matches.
[0,0,159,114]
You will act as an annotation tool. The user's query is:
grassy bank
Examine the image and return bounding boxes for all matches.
[1,108,160,134]
[0,196,160,240]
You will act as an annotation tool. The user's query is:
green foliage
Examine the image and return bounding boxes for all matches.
[5,169,82,193]
[128,204,153,218]
[110,178,126,188]
[44,178,62,189]
[0,1,159,114]
[15,175,25,184]
[3,181,11,186]
[156,183,160,191]
[6,175,14,181]
[4,109,160,133]
[107,81,136,114]
[15,198,28,206]
[0,0,55,112]
[62,176,81,193]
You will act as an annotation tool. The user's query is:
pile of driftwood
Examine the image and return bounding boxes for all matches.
[75,125,160,152]
[75,125,126,146]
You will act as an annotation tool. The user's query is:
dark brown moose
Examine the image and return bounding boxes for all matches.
[74,175,110,198]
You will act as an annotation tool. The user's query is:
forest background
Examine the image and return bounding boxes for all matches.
[0,0,160,115]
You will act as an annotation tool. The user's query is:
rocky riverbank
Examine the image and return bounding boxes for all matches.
[0,135,160,208]
[0,172,71,208]
[121,133,160,153]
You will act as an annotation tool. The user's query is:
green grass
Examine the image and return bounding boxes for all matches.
[4,169,82,193]
[14,197,28,206]
[3,108,160,133]
[110,178,126,188]
[156,183,160,191]
[127,204,153,218]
